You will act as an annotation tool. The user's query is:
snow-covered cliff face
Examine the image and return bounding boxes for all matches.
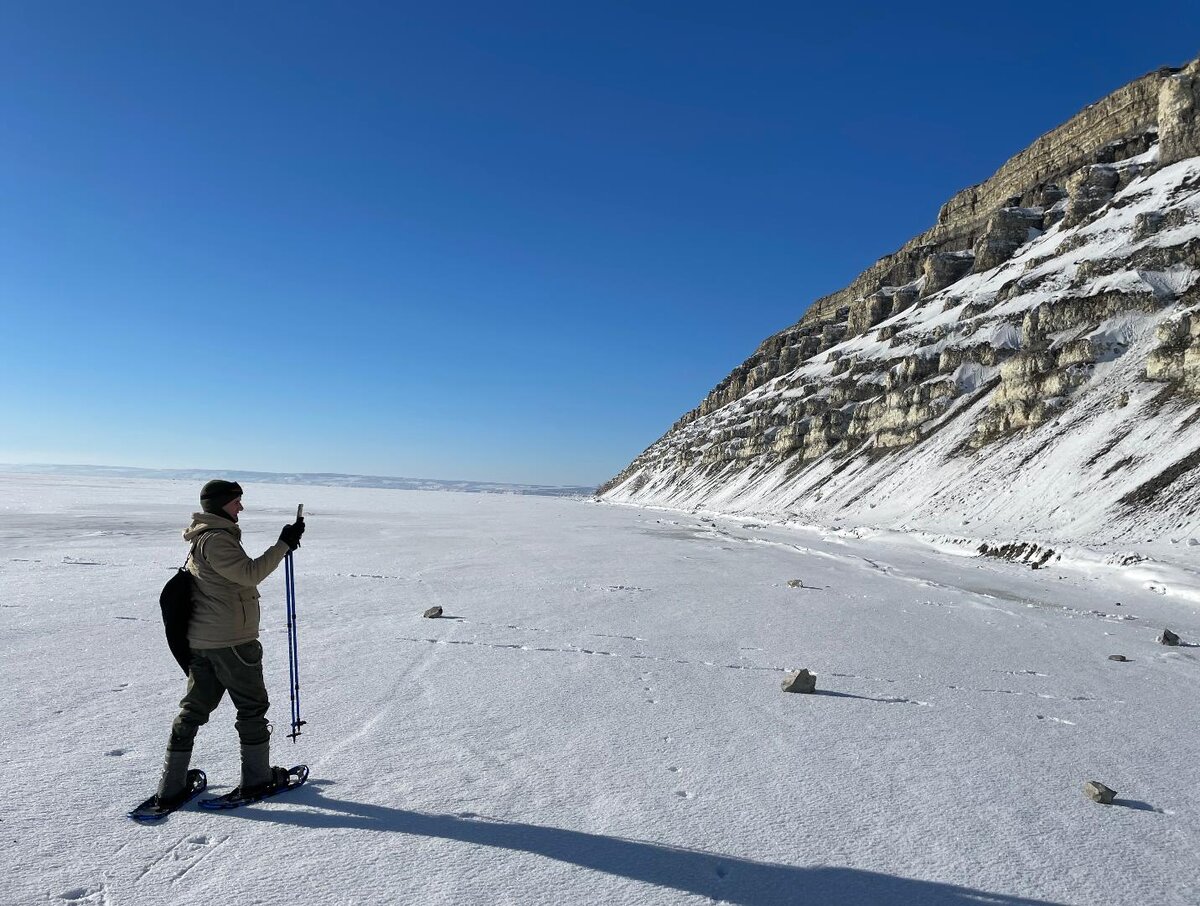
[600,59,1200,548]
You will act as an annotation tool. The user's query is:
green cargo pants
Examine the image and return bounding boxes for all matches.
[167,641,271,751]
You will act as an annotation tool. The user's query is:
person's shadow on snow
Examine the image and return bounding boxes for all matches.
[205,780,1066,905]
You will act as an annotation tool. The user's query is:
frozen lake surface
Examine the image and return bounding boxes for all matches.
[1,473,1197,905]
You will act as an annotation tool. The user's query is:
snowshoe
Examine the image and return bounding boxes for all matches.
[199,764,308,810]
[128,769,208,822]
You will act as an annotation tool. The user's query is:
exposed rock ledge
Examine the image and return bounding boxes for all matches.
[600,56,1200,547]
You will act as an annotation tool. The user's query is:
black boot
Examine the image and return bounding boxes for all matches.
[155,749,192,805]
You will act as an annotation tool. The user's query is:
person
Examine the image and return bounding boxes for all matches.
[153,479,305,807]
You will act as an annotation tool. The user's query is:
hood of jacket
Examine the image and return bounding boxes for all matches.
[182,511,242,543]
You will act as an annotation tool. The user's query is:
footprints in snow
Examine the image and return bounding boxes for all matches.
[971,687,1106,703]
[400,634,1096,715]
[640,669,657,704]
[399,636,623,658]
[664,756,692,802]
[592,632,646,642]
[668,760,694,799]
[442,617,646,643]
[399,634,788,674]
[403,632,1099,723]
[660,740,696,801]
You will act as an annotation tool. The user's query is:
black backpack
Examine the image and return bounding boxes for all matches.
[159,529,222,674]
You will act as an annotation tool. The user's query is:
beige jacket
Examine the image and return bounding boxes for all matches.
[182,512,290,649]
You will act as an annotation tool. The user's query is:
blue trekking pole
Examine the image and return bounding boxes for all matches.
[285,504,306,741]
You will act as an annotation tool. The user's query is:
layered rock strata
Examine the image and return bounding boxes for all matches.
[600,57,1200,545]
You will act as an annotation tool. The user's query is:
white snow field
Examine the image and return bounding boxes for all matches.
[1,473,1197,906]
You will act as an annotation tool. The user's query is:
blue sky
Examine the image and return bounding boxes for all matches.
[1,2,1197,485]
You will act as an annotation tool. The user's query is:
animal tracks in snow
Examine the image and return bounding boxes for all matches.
[815,688,932,706]
[399,636,622,658]
[973,687,1107,703]
[591,632,647,641]
[453,619,646,644]
[401,633,938,705]
[397,634,789,675]
[399,632,1109,713]
[640,669,657,703]
[663,757,692,802]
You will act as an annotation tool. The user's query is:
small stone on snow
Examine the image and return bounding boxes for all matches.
[1085,781,1117,804]
[781,669,817,693]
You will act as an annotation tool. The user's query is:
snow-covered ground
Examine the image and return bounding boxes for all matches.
[2,473,1198,905]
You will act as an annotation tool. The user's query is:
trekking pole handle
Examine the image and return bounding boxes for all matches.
[296,504,304,521]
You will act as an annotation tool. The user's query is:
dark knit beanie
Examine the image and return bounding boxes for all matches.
[200,479,244,514]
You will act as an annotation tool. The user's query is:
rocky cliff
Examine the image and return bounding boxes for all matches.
[599,57,1200,549]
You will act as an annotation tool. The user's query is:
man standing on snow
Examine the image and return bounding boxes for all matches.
[153,479,305,807]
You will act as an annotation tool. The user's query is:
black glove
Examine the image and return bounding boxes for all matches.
[279,517,305,551]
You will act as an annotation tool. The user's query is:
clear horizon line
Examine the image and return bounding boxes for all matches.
[0,462,599,495]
